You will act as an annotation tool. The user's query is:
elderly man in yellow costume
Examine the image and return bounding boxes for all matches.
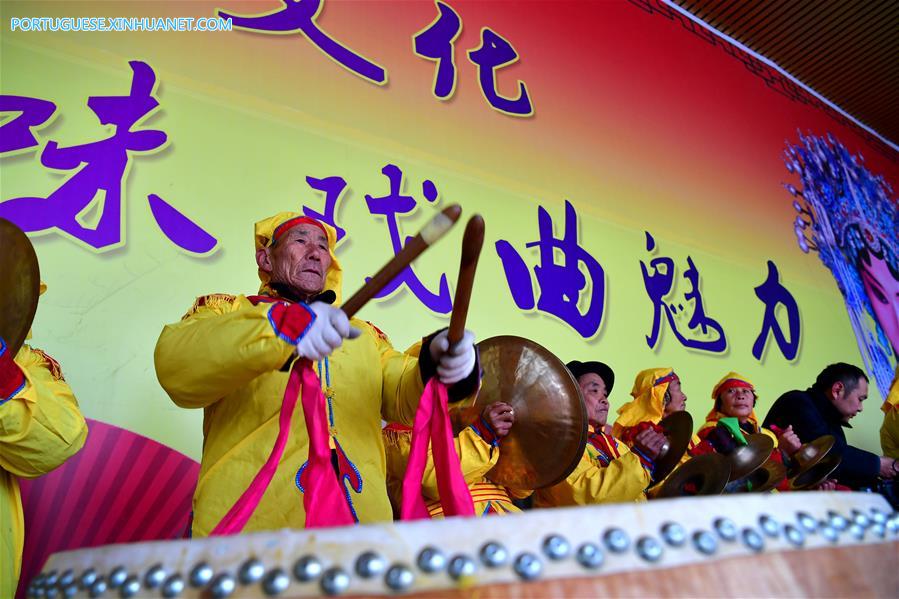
[1,282,88,597]
[155,213,478,535]
[612,367,700,462]
[384,400,525,517]
[536,361,665,507]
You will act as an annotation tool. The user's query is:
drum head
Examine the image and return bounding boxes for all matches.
[475,335,587,490]
[0,218,40,356]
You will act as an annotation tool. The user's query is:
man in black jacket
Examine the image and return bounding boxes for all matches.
[763,363,898,488]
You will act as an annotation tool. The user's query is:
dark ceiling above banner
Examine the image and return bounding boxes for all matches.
[673,0,899,149]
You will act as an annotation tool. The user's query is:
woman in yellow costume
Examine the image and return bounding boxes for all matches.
[1,282,88,597]
[154,213,478,535]
[612,367,699,462]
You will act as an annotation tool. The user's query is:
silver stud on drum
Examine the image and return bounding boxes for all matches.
[81,569,98,589]
[238,558,265,585]
[61,584,78,599]
[869,508,886,525]
[417,547,446,574]
[262,569,290,596]
[784,524,805,547]
[293,555,323,582]
[851,509,870,528]
[603,528,631,553]
[848,523,865,540]
[447,555,476,580]
[107,567,127,589]
[513,552,543,581]
[542,534,571,561]
[209,573,236,599]
[44,571,59,587]
[355,551,387,579]
[162,574,186,598]
[384,564,414,592]
[576,542,604,570]
[741,528,765,553]
[660,522,686,547]
[189,563,214,588]
[636,536,663,562]
[118,575,140,598]
[827,511,849,531]
[320,567,350,596]
[45,587,58,599]
[59,570,75,588]
[480,541,509,568]
[88,577,108,598]
[819,522,839,543]
[713,518,738,541]
[693,530,718,555]
[144,564,166,589]
[796,512,817,532]
[759,515,780,538]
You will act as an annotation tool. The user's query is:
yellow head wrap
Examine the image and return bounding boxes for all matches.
[611,367,677,436]
[253,212,343,305]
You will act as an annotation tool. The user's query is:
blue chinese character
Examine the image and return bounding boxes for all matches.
[302,174,348,244]
[496,200,605,337]
[0,61,217,254]
[217,0,387,85]
[413,1,462,99]
[364,164,452,313]
[0,95,57,155]
[752,260,801,360]
[468,28,533,116]
[641,232,726,353]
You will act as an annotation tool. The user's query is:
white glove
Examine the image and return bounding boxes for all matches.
[429,329,476,385]
[295,302,361,361]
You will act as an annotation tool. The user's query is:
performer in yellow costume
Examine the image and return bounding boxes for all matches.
[880,367,899,460]
[1,283,88,598]
[611,367,700,460]
[536,361,664,507]
[384,401,524,517]
[691,372,800,457]
[155,213,478,536]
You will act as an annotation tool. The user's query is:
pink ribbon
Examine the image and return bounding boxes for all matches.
[401,378,475,520]
[211,359,353,535]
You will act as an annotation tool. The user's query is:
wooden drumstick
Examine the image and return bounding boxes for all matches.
[341,204,462,319]
[447,215,485,345]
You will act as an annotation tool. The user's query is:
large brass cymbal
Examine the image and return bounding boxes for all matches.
[649,410,694,486]
[789,452,841,490]
[725,457,787,494]
[727,433,774,481]
[475,335,587,490]
[654,453,731,498]
[787,435,836,478]
[0,218,40,356]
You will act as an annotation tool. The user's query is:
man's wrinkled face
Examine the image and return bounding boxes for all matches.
[258,223,331,298]
[579,373,609,427]
[859,252,899,356]
[664,379,687,416]
[830,377,868,422]
[719,386,755,422]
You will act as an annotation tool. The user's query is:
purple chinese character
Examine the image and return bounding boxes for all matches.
[0,95,57,154]
[752,260,801,360]
[364,164,452,313]
[467,28,533,116]
[413,1,462,99]
[641,232,727,353]
[302,174,348,244]
[217,0,387,85]
[496,200,605,337]
[0,61,217,254]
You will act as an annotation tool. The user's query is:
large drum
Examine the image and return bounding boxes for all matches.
[29,492,897,597]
